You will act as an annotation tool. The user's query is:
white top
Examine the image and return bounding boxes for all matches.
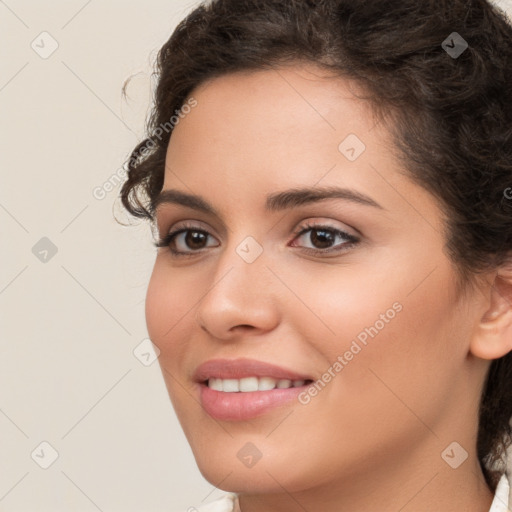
[179,467,512,512]
[488,472,511,512]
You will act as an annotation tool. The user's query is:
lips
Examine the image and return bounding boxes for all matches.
[193,357,313,382]
[193,358,316,420]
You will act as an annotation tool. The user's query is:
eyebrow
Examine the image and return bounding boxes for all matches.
[151,185,384,218]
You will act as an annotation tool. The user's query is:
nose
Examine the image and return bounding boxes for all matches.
[194,241,281,340]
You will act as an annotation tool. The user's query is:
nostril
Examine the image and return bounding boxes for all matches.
[232,324,255,332]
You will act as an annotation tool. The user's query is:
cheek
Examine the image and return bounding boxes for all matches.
[290,255,463,417]
[145,263,194,368]
[145,266,169,343]
[283,262,407,358]
[145,260,197,334]
[145,265,199,420]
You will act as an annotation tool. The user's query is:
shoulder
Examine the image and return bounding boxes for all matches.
[488,471,511,512]
[175,493,238,512]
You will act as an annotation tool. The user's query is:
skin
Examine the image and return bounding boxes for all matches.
[145,62,512,512]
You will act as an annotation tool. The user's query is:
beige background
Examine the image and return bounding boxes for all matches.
[0,1,216,511]
[1,1,511,511]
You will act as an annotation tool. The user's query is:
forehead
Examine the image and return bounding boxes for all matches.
[183,63,377,143]
[165,64,381,181]
[160,63,443,231]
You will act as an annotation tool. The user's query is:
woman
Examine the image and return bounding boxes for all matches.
[120,0,512,510]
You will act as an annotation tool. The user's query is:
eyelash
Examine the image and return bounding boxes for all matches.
[154,220,360,258]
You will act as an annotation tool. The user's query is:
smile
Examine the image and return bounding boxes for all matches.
[206,376,311,392]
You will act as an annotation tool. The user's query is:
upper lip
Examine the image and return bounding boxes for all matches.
[193,358,313,382]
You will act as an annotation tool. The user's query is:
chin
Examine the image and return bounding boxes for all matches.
[189,439,314,494]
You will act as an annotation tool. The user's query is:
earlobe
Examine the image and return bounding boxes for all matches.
[470,267,512,360]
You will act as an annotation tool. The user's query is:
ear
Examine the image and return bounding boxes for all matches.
[470,263,512,360]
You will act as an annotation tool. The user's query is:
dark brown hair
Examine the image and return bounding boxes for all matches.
[119,0,512,491]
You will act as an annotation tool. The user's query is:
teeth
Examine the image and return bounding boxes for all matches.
[207,377,308,392]
[209,378,223,392]
[239,377,258,392]
[276,379,292,389]
[258,377,277,391]
[222,379,239,392]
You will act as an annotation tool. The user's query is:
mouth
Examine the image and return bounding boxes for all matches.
[202,376,314,392]
[193,358,316,421]
[197,380,314,421]
[193,357,314,384]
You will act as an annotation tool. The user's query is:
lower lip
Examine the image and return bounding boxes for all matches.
[198,382,310,421]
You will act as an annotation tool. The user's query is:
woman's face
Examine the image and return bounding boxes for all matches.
[145,64,490,497]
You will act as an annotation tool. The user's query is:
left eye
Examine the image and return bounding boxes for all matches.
[155,223,359,256]
[290,224,359,253]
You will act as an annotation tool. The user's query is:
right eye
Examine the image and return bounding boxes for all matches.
[154,223,220,257]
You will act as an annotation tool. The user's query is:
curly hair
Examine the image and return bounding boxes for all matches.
[119,0,512,491]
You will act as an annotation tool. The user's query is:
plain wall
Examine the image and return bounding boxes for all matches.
[1,2,215,511]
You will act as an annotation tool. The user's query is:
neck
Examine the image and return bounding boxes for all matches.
[236,450,494,512]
